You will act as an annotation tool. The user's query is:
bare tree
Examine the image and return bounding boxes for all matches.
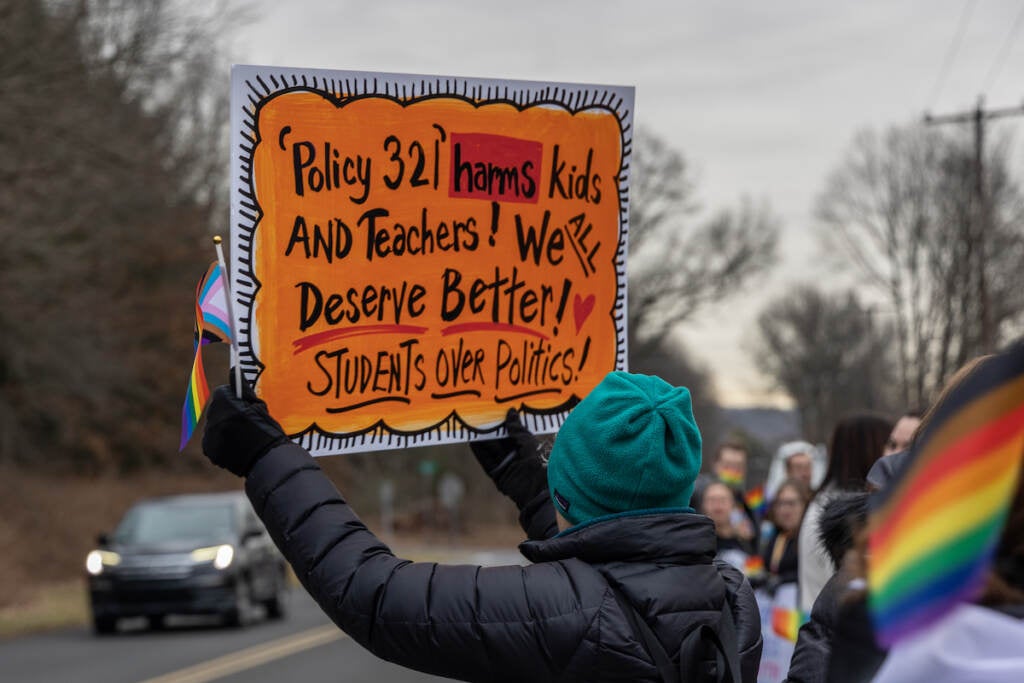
[625,130,779,445]
[753,285,895,443]
[817,125,1024,408]
[627,129,779,349]
[0,0,236,469]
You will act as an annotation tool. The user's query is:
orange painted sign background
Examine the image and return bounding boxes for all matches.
[231,67,633,454]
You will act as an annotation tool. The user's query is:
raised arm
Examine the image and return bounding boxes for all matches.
[470,410,558,540]
[201,386,589,681]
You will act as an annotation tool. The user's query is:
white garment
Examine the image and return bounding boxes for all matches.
[797,490,834,613]
[872,604,1024,683]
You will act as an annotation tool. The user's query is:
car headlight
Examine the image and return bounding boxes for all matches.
[85,550,121,576]
[190,544,234,570]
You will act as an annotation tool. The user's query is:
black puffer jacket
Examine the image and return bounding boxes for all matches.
[784,492,874,683]
[245,443,762,682]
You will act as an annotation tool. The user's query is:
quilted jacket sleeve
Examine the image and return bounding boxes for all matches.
[716,560,765,683]
[244,442,602,683]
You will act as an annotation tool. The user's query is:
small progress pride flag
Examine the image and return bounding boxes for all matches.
[195,262,232,345]
[180,263,232,450]
[868,342,1024,647]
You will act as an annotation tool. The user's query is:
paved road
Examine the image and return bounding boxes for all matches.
[1,549,525,683]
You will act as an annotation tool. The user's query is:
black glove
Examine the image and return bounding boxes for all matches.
[471,409,546,507]
[202,376,289,477]
[471,409,538,473]
[472,410,557,539]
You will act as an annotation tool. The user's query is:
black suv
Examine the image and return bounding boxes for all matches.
[86,492,288,634]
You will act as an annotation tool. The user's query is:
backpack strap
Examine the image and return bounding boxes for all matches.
[678,599,742,683]
[715,594,742,682]
[608,585,680,683]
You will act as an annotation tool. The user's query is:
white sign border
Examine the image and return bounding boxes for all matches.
[229,64,633,454]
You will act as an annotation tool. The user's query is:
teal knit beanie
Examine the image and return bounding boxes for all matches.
[546,371,702,526]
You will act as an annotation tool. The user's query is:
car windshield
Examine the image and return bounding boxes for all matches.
[114,501,236,545]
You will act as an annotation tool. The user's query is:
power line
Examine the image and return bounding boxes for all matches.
[928,0,980,110]
[982,0,1024,94]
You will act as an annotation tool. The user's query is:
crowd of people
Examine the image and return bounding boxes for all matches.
[200,350,1024,682]
[692,414,912,613]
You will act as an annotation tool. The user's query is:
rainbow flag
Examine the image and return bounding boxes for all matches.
[718,465,744,488]
[745,484,767,518]
[744,554,765,578]
[181,338,211,449]
[180,263,232,450]
[868,343,1024,647]
[771,606,808,642]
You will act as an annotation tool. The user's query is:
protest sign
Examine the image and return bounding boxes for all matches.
[756,583,799,683]
[230,66,633,454]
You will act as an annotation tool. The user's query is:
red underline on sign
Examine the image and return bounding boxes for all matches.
[292,324,429,354]
[440,322,549,340]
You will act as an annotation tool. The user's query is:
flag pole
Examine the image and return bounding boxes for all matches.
[213,235,244,399]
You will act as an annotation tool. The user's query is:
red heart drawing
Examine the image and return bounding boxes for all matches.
[573,293,595,333]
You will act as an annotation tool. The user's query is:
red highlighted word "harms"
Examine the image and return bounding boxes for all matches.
[448,133,542,204]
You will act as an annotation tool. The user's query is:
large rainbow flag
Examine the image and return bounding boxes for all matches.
[180,263,232,450]
[867,342,1024,647]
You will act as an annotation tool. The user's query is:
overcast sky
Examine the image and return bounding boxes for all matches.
[225,0,1024,406]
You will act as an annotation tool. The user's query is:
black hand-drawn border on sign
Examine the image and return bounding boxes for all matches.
[230,66,632,453]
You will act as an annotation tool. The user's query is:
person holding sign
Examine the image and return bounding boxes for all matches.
[202,370,762,682]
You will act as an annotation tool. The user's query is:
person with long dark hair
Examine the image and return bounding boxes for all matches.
[796,413,891,613]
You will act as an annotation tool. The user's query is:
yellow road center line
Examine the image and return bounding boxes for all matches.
[137,625,345,683]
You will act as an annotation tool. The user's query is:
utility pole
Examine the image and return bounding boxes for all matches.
[924,96,1024,353]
